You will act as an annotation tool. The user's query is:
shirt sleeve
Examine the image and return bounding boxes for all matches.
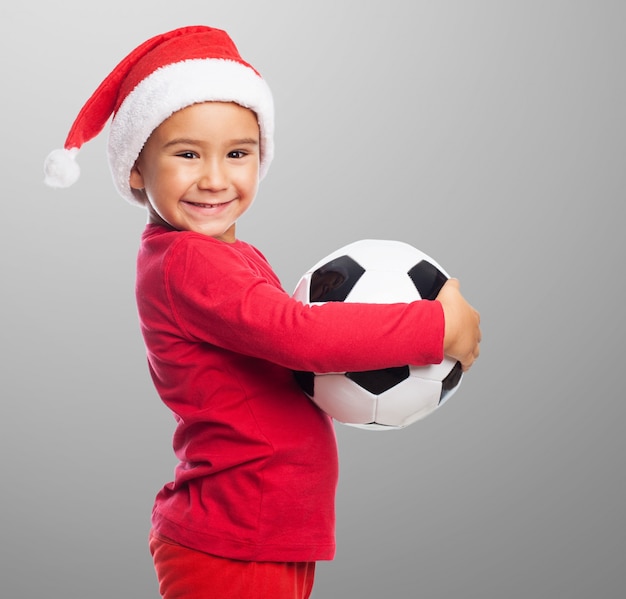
[161,236,445,373]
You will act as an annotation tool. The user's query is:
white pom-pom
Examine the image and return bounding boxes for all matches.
[44,148,80,188]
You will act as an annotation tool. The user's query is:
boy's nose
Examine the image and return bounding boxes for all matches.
[198,161,227,190]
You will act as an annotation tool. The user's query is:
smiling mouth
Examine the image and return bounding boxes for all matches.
[184,199,232,209]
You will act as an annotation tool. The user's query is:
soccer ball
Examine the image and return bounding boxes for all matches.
[292,239,463,430]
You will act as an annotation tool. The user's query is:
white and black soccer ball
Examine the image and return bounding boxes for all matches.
[292,239,463,430]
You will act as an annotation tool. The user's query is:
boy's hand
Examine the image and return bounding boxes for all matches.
[436,278,481,371]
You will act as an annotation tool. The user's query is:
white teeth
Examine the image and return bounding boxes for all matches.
[186,200,231,208]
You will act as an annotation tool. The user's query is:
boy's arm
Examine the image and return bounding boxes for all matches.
[159,241,446,373]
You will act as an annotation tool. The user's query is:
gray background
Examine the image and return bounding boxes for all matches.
[2,1,624,597]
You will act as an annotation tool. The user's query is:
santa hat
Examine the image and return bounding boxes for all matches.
[44,25,274,205]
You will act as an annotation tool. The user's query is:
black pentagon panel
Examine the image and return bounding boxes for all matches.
[439,361,463,403]
[346,366,410,395]
[293,370,315,397]
[408,260,448,300]
[309,255,365,302]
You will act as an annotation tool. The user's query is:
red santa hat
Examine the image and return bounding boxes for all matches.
[44,25,274,205]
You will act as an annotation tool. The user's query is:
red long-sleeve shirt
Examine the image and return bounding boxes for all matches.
[136,224,444,562]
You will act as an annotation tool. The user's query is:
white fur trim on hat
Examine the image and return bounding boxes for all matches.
[108,58,274,205]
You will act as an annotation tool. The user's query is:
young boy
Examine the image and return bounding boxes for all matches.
[44,25,480,599]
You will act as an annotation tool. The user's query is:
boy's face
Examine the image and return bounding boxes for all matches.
[130,101,260,242]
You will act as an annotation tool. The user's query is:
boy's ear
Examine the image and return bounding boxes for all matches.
[129,164,145,190]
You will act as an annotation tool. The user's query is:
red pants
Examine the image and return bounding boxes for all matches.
[149,532,316,599]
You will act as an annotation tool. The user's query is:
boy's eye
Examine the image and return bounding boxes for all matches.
[176,151,197,159]
[228,150,247,159]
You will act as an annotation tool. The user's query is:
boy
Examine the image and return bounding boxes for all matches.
[44,25,480,599]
